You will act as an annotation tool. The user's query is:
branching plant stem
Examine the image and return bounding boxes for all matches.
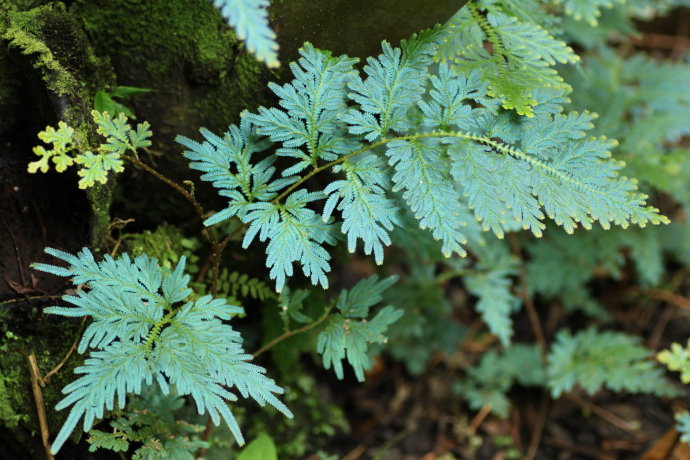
[122,154,228,296]
[253,306,333,358]
[270,130,631,216]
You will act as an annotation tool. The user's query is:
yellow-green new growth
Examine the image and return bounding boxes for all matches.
[28,111,152,189]
[658,340,690,384]
[27,122,76,174]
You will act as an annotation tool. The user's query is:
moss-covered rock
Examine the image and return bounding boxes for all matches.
[65,0,269,227]
[1,2,116,245]
[71,0,267,138]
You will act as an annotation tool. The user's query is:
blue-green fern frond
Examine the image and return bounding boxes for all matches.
[177,118,297,226]
[449,139,544,239]
[418,65,490,131]
[547,328,680,398]
[212,0,279,68]
[32,248,291,454]
[677,412,690,444]
[442,3,578,117]
[323,155,400,265]
[487,11,578,66]
[386,138,468,258]
[464,242,521,345]
[180,31,667,292]
[245,43,359,175]
[242,190,337,292]
[317,275,401,381]
[342,26,446,140]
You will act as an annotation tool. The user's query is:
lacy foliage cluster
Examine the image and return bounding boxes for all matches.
[33,248,291,454]
[28,111,151,189]
[179,29,664,296]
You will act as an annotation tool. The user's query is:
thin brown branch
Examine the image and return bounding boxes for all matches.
[122,155,206,224]
[195,422,215,460]
[42,318,85,385]
[210,226,244,296]
[1,216,27,286]
[542,437,610,459]
[195,255,212,284]
[566,393,639,434]
[342,445,367,460]
[468,404,492,434]
[0,347,25,355]
[27,354,53,460]
[0,295,62,307]
[645,289,690,311]
[525,392,549,460]
[122,154,218,248]
[647,305,675,350]
[508,234,548,358]
[122,154,228,296]
[42,341,77,385]
[253,307,332,358]
[631,33,690,51]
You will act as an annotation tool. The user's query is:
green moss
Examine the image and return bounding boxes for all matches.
[86,181,114,248]
[67,0,269,227]
[0,309,81,441]
[2,3,116,245]
[3,6,79,96]
[71,0,267,133]
[73,0,229,79]
[0,358,29,429]
[1,2,109,135]
[0,0,46,14]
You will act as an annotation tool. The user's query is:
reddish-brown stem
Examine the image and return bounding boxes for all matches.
[122,154,226,294]
[1,216,27,287]
[566,393,639,433]
[468,404,492,434]
[645,288,690,310]
[253,307,332,358]
[210,227,244,296]
[508,234,548,358]
[525,392,549,460]
[27,354,53,460]
[123,155,209,228]
[0,295,62,307]
[42,318,85,385]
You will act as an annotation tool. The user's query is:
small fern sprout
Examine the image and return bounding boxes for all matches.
[28,111,152,189]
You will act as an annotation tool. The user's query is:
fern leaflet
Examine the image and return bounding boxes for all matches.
[547,328,680,398]
[317,275,402,381]
[212,0,279,68]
